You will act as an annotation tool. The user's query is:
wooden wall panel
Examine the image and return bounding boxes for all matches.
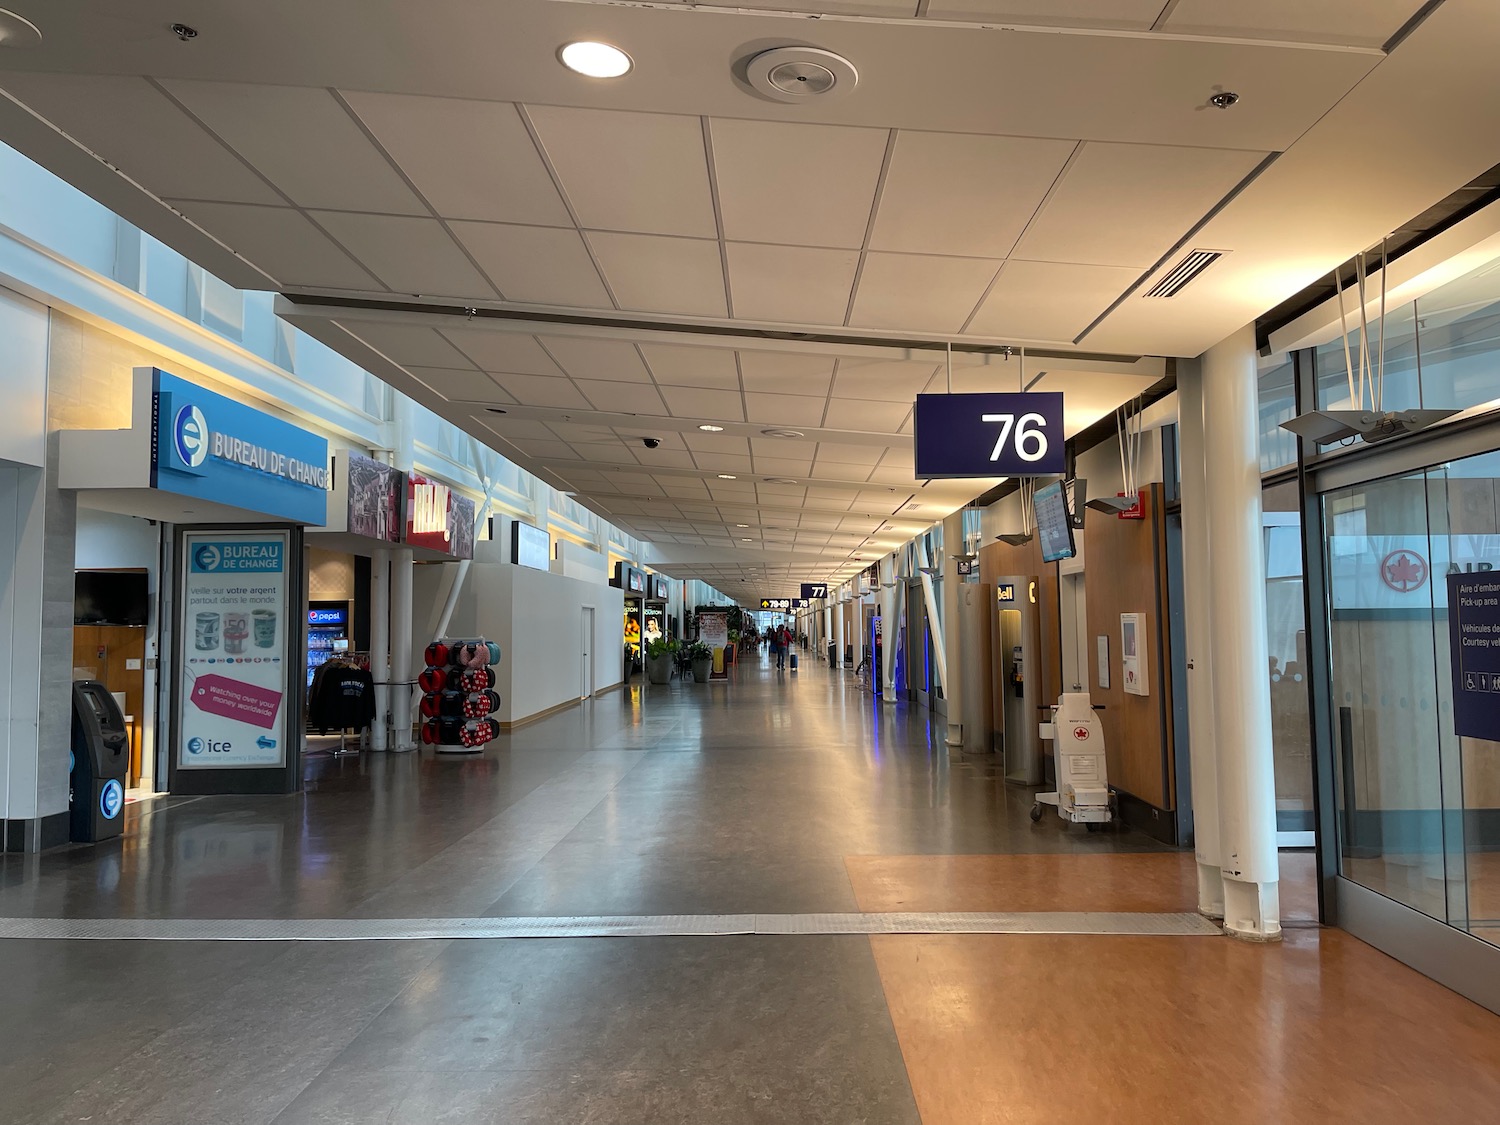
[979,534,1062,759]
[71,625,147,784]
[1083,484,1174,810]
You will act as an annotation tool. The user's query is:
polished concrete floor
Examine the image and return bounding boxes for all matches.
[2,651,1499,1123]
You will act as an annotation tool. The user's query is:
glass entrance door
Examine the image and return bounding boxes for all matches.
[1323,450,1500,943]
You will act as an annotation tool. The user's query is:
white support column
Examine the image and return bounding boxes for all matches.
[369,549,390,752]
[390,548,415,751]
[880,557,899,702]
[834,596,845,668]
[852,586,865,680]
[940,512,964,747]
[1201,326,1281,941]
[823,602,832,662]
[1176,360,1222,916]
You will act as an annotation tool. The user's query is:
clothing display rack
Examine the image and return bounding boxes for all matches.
[307,652,375,756]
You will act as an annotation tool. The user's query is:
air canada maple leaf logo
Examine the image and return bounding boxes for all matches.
[1380,549,1428,593]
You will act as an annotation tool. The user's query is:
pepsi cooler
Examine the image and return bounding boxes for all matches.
[70,680,130,842]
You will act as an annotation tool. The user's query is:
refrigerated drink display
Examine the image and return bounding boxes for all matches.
[420,636,503,754]
[307,601,350,687]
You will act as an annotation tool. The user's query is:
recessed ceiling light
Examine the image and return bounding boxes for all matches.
[742,537,753,542]
[559,41,632,78]
[698,423,725,432]
[718,473,737,480]
[761,429,805,439]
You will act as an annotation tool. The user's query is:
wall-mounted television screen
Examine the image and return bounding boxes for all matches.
[75,570,149,626]
[1034,480,1076,563]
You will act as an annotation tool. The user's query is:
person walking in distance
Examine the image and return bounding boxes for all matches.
[768,623,781,671]
[776,624,789,671]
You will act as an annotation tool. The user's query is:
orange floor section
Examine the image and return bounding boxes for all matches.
[869,927,1500,1125]
[846,850,1320,921]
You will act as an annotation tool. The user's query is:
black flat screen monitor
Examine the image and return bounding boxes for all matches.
[1034,480,1076,563]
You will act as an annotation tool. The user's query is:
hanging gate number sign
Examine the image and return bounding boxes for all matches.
[912,392,1066,478]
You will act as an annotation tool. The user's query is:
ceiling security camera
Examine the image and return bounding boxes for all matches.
[642,437,661,449]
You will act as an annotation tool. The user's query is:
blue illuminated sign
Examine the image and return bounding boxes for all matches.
[308,608,347,626]
[151,369,329,524]
[100,779,123,820]
[1449,572,1500,742]
[189,540,284,573]
[913,392,1065,478]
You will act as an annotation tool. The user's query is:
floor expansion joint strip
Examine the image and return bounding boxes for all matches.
[0,911,1224,941]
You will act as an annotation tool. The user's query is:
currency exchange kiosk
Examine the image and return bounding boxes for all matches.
[70,680,130,842]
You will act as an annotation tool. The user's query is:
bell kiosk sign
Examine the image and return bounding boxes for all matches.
[177,530,292,769]
[913,392,1065,478]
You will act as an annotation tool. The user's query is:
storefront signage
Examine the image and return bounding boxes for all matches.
[997,584,1016,602]
[345,452,404,541]
[650,576,669,601]
[405,473,476,558]
[800,583,828,600]
[177,529,292,769]
[643,604,665,643]
[151,369,329,524]
[913,392,1065,478]
[1448,572,1500,742]
[1331,536,1497,610]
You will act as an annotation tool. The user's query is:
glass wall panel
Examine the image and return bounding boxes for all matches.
[1263,481,1313,834]
[1323,447,1500,946]
[1415,258,1500,413]
[1316,299,1421,413]
[1258,359,1297,473]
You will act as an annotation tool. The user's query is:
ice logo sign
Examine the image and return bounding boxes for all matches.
[187,737,205,755]
[173,403,209,468]
[100,779,123,820]
[192,544,222,572]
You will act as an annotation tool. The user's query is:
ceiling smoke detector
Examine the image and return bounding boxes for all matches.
[745,46,858,104]
[0,8,41,47]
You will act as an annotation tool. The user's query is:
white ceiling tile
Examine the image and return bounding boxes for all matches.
[848,253,1000,333]
[710,119,888,248]
[525,105,716,237]
[311,212,494,297]
[660,386,746,421]
[965,260,1138,341]
[510,439,579,462]
[755,456,817,477]
[450,223,611,308]
[614,427,688,450]
[636,449,699,470]
[548,422,618,443]
[159,81,423,214]
[405,367,513,403]
[586,233,728,317]
[640,343,741,389]
[490,373,593,408]
[574,379,670,415]
[439,329,562,375]
[725,244,858,324]
[693,454,755,473]
[578,445,640,465]
[1013,142,1267,267]
[816,443,886,465]
[685,432,750,455]
[538,337,652,382]
[827,398,913,432]
[344,322,475,368]
[341,92,571,225]
[744,393,827,427]
[751,436,814,460]
[1162,0,1424,48]
[167,201,378,290]
[738,352,838,397]
[871,132,1075,258]
[830,358,941,402]
[0,74,281,204]
[923,1,1161,26]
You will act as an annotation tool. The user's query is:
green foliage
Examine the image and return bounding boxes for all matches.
[645,636,678,660]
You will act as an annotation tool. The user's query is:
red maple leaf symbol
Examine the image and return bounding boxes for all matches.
[1382,551,1428,593]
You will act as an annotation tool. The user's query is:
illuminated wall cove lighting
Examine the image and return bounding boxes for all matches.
[558,41,632,78]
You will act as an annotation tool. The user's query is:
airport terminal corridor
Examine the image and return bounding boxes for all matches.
[2,654,1497,1125]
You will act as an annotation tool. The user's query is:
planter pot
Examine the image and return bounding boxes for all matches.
[646,654,672,685]
[691,657,712,683]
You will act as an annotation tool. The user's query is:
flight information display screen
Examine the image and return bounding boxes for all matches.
[1034,480,1076,563]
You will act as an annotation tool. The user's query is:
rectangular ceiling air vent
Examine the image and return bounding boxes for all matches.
[1143,249,1226,299]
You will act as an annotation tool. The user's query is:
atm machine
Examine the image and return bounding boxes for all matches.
[70,680,130,842]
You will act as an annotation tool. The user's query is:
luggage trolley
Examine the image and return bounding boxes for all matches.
[1031,691,1113,831]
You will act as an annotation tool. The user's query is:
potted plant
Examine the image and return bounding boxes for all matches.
[687,641,713,683]
[645,636,677,685]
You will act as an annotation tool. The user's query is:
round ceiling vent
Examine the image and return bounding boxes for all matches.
[0,9,42,48]
[745,47,857,104]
